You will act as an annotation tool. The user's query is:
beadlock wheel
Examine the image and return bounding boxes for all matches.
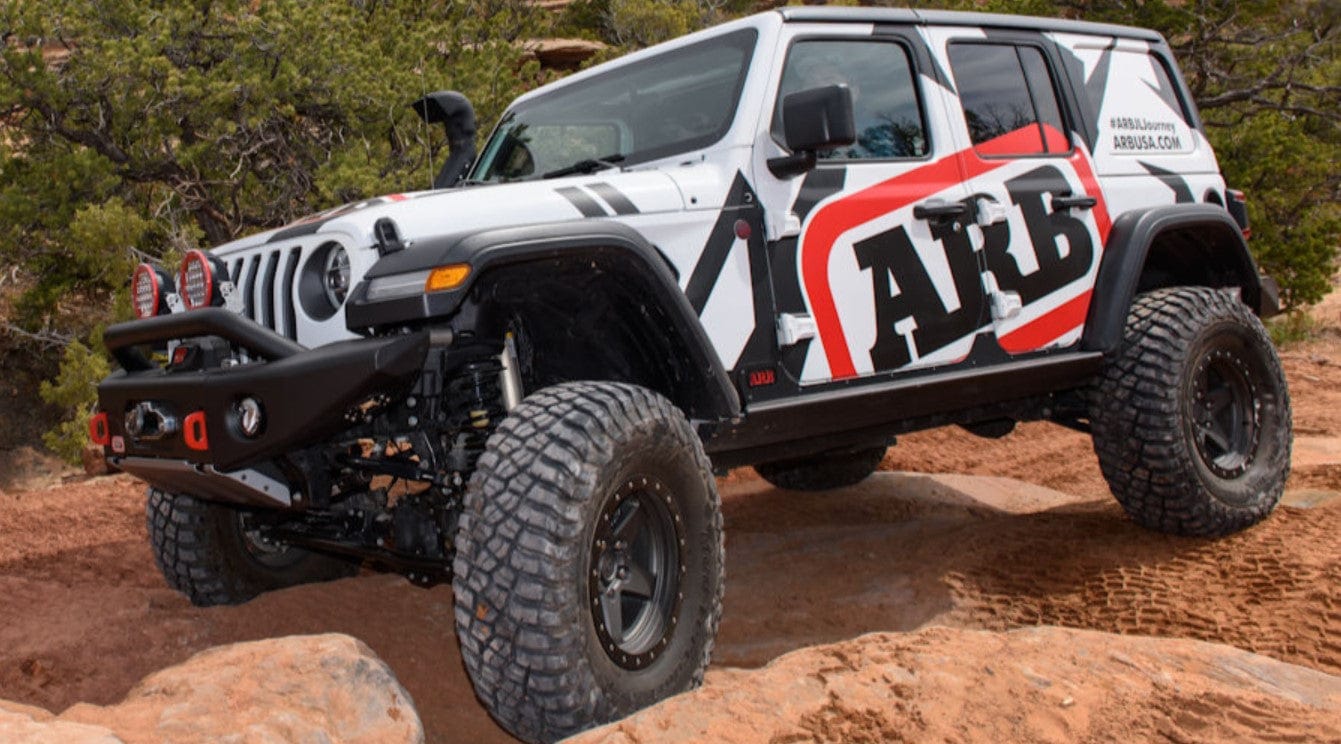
[588,476,685,670]
[1188,344,1261,479]
[1090,286,1291,537]
[237,513,305,569]
[453,382,724,744]
[147,488,357,606]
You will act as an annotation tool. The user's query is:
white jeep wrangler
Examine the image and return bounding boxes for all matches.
[94,7,1289,742]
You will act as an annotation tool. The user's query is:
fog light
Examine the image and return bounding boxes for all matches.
[236,397,264,438]
[178,250,219,310]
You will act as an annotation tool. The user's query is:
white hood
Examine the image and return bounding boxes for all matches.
[211,169,712,259]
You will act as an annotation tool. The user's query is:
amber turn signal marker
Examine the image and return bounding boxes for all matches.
[425,264,471,292]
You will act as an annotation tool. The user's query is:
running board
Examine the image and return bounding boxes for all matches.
[705,351,1104,462]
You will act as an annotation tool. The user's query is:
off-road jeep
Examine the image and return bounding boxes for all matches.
[93,7,1291,742]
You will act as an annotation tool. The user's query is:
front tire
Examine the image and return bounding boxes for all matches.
[1090,287,1291,537]
[146,488,358,606]
[453,382,724,743]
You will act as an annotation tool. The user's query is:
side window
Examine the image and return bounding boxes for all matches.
[1146,53,1192,125]
[772,39,928,160]
[948,43,1069,156]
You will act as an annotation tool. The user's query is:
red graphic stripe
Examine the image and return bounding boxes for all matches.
[995,132,1112,354]
[386,193,408,202]
[999,290,1092,352]
[1066,140,1111,243]
[801,127,1042,379]
[1042,125,1070,154]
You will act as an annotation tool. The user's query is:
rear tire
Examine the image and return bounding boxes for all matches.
[1090,287,1291,537]
[146,488,358,606]
[755,446,887,491]
[453,382,723,743]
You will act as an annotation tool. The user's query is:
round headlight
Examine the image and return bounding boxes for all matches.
[323,245,350,307]
[178,250,216,310]
[131,263,173,319]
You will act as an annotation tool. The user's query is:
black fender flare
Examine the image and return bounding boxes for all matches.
[1081,204,1269,354]
[345,220,741,421]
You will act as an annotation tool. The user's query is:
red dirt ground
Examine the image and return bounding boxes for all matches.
[3,290,1340,742]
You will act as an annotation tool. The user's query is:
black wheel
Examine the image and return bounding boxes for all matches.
[453,382,723,743]
[146,488,358,606]
[1090,286,1291,537]
[754,445,887,491]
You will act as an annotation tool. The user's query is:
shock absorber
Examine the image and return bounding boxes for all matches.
[447,358,504,473]
[499,332,523,412]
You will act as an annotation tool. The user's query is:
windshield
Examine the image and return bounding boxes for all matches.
[471,28,758,182]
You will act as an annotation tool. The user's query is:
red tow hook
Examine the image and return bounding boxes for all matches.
[88,412,110,446]
[183,411,209,451]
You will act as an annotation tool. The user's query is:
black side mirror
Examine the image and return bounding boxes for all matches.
[768,84,856,179]
[411,91,478,189]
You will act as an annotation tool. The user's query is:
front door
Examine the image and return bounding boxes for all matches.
[754,25,989,386]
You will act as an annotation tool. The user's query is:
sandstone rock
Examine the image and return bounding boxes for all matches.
[4,634,422,744]
[0,701,122,743]
[0,700,55,721]
[566,626,1341,744]
[522,37,606,69]
[1282,488,1341,508]
[81,443,110,476]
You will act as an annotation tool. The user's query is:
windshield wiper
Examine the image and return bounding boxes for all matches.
[542,153,626,179]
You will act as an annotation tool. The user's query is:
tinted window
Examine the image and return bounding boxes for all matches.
[949,43,1068,156]
[473,29,757,181]
[1146,53,1191,124]
[773,39,927,160]
[1018,47,1068,151]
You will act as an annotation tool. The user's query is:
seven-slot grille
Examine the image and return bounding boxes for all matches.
[229,246,303,340]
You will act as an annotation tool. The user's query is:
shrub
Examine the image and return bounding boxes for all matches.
[39,337,110,463]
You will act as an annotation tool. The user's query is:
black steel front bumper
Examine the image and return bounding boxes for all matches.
[97,308,429,474]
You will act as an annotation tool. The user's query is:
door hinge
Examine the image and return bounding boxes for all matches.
[982,272,1022,321]
[975,197,1009,226]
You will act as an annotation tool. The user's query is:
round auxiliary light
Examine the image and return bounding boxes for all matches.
[323,245,351,308]
[178,249,219,311]
[235,397,264,438]
[131,263,173,319]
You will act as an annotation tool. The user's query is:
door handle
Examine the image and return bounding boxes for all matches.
[1051,193,1097,211]
[913,200,968,222]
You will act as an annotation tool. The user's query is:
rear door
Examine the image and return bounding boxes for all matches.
[925,28,1113,355]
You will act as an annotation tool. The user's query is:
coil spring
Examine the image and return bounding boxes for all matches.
[447,358,504,472]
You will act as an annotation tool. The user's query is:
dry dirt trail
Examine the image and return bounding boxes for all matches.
[3,288,1341,743]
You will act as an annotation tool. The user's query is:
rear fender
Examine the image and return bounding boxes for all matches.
[1083,204,1270,354]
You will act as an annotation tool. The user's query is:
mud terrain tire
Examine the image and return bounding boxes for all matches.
[146,488,357,606]
[453,382,724,744]
[755,446,887,491]
[1090,286,1291,537]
